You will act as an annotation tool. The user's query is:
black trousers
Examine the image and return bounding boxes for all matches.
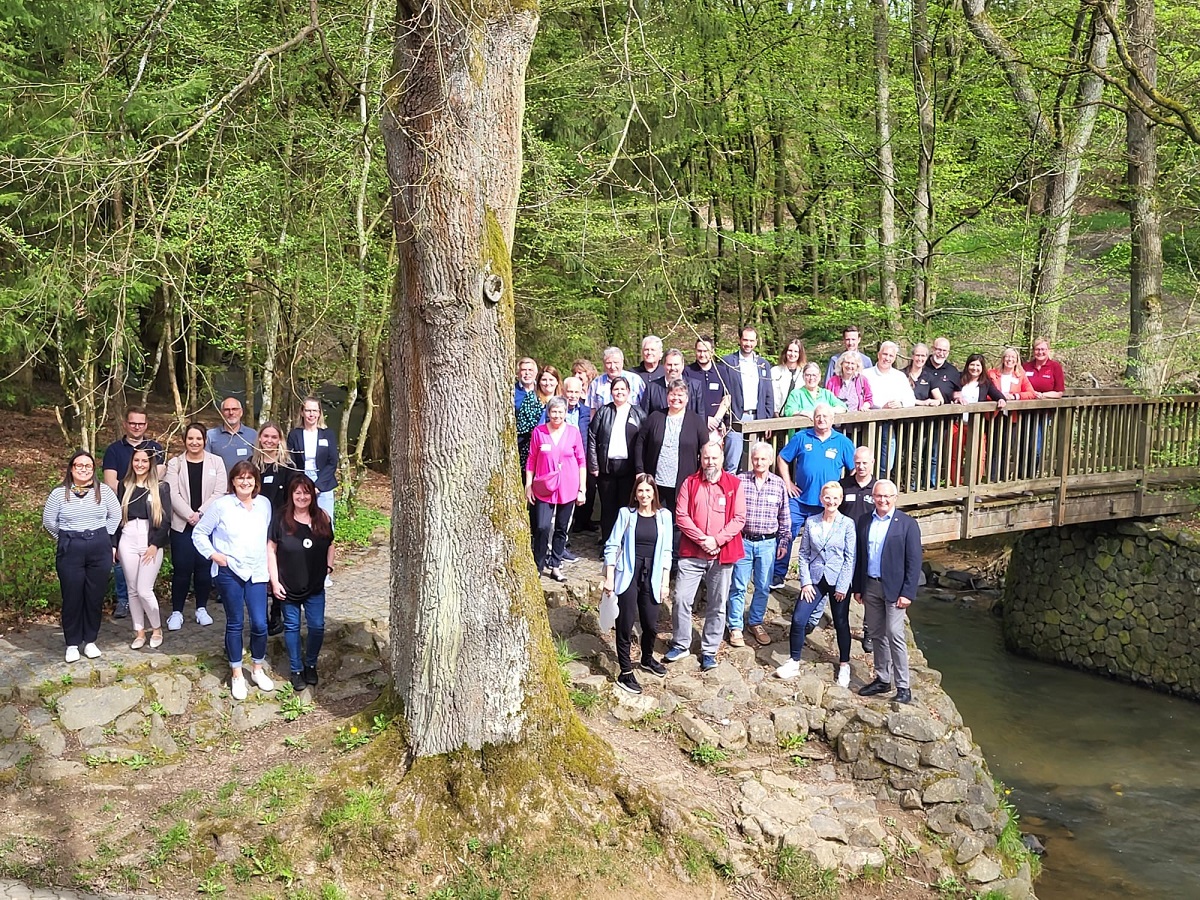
[597,463,634,542]
[57,531,111,647]
[616,560,658,673]
[532,500,573,570]
[575,470,598,532]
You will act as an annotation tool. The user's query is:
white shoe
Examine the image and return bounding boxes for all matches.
[166,611,184,631]
[250,669,275,692]
[196,607,214,627]
[149,630,163,649]
[230,675,248,701]
[774,658,802,680]
[837,663,851,689]
[65,645,80,663]
[83,643,101,659]
[325,575,332,589]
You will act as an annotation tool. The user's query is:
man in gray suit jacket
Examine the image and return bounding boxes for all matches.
[851,479,922,704]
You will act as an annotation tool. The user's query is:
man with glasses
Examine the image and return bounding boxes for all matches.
[852,480,922,704]
[207,396,258,474]
[921,337,960,487]
[102,407,165,619]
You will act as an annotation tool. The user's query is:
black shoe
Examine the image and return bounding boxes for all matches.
[616,672,642,694]
[304,665,318,686]
[290,671,307,692]
[268,617,283,637]
[861,627,874,654]
[639,658,667,678]
[560,549,579,563]
[893,688,913,704]
[805,622,817,636]
[113,602,129,620]
[858,678,891,697]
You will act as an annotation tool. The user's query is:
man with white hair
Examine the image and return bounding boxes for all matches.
[632,334,667,385]
[665,442,746,671]
[727,442,790,648]
[773,403,856,593]
[852,479,922,704]
[587,347,646,409]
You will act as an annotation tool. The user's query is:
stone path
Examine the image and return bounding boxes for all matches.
[0,881,119,899]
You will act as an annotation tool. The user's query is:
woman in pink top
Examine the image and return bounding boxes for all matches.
[826,353,874,411]
[987,347,1038,480]
[525,396,587,582]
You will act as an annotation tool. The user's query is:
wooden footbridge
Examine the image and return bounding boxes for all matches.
[738,393,1200,545]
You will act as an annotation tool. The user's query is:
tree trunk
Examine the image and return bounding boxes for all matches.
[872,0,900,331]
[382,0,571,758]
[911,0,935,322]
[1124,0,1165,392]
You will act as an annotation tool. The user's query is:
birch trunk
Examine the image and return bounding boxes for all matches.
[911,0,935,322]
[872,0,900,330]
[382,0,562,758]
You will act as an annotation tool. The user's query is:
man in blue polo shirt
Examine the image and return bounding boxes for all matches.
[773,403,856,600]
[206,396,258,474]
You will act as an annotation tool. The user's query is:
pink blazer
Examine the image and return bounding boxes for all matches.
[525,423,585,505]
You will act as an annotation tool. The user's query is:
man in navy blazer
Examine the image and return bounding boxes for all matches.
[851,479,922,703]
[721,326,776,425]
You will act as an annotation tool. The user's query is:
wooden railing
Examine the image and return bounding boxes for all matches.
[737,395,1200,543]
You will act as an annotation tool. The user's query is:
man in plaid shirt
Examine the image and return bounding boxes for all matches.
[727,442,791,647]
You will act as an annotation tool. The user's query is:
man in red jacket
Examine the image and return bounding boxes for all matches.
[664,442,746,671]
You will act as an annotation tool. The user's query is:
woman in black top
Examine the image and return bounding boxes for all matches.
[164,423,227,631]
[116,448,173,649]
[267,475,334,691]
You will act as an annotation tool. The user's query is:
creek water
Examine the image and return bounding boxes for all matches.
[910,597,1200,899]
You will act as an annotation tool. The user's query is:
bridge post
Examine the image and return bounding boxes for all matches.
[1055,405,1073,526]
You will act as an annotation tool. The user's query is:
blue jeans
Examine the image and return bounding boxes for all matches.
[728,537,776,630]
[790,579,841,660]
[282,593,326,673]
[112,561,128,604]
[772,499,822,586]
[213,568,268,668]
[724,428,744,473]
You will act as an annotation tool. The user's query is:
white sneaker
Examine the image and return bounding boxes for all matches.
[774,658,802,680]
[250,669,275,692]
[195,607,214,627]
[230,675,248,701]
[65,645,80,663]
[325,575,332,589]
[837,663,851,689]
[83,643,101,659]
[166,611,184,631]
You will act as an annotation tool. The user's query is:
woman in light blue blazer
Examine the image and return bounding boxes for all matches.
[776,480,856,687]
[603,473,672,696]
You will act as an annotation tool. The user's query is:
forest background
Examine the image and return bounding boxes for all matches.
[2,0,1200,501]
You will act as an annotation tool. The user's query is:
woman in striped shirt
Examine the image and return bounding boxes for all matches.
[42,450,121,663]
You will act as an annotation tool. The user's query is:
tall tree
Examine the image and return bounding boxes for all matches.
[381,0,577,757]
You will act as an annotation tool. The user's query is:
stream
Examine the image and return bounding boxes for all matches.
[910,597,1200,899]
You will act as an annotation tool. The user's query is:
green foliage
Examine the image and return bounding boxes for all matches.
[332,500,389,548]
[319,787,387,840]
[688,742,729,767]
[0,476,60,616]
[995,789,1042,879]
[775,846,839,899]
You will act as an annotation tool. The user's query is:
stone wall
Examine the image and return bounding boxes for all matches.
[1004,520,1200,698]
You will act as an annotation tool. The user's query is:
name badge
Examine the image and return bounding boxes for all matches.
[318,438,329,447]
[237,448,248,456]
[717,496,726,508]
[263,475,274,484]
[825,448,837,459]
[540,443,552,451]
[846,493,856,501]
[709,383,719,390]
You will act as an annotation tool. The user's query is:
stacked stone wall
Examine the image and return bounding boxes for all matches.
[1004,521,1200,697]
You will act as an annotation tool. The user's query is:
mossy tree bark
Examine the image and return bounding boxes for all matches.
[381,0,559,758]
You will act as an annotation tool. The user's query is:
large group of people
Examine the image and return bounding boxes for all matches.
[42,396,339,699]
[520,327,1066,698]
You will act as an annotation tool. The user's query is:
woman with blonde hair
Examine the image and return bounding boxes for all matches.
[287,396,338,527]
[116,447,173,649]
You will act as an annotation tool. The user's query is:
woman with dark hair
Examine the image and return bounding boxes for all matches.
[268,475,334,691]
[287,396,338,528]
[116,447,172,650]
[588,375,645,541]
[516,366,563,471]
[193,461,275,701]
[163,422,227,631]
[951,353,1007,484]
[525,395,586,582]
[771,339,808,416]
[602,473,672,695]
[42,451,121,662]
[256,420,296,635]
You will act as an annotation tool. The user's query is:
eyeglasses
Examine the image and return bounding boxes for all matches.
[222,407,240,413]
[126,421,147,428]
[72,463,93,470]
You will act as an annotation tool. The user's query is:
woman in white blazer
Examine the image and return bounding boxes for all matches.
[162,423,227,631]
[602,473,672,696]
[776,480,856,686]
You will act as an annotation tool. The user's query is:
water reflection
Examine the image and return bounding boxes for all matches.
[910,597,1200,900]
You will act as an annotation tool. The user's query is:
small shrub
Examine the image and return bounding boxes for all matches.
[333,499,388,548]
[689,742,729,766]
[0,494,61,616]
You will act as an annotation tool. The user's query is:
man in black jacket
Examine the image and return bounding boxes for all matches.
[687,338,743,473]
[633,379,710,516]
[851,480,922,704]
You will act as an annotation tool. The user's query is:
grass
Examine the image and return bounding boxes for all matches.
[568,688,601,713]
[148,821,192,869]
[775,846,839,899]
[248,765,316,825]
[995,788,1042,878]
[319,786,387,840]
[689,742,729,766]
